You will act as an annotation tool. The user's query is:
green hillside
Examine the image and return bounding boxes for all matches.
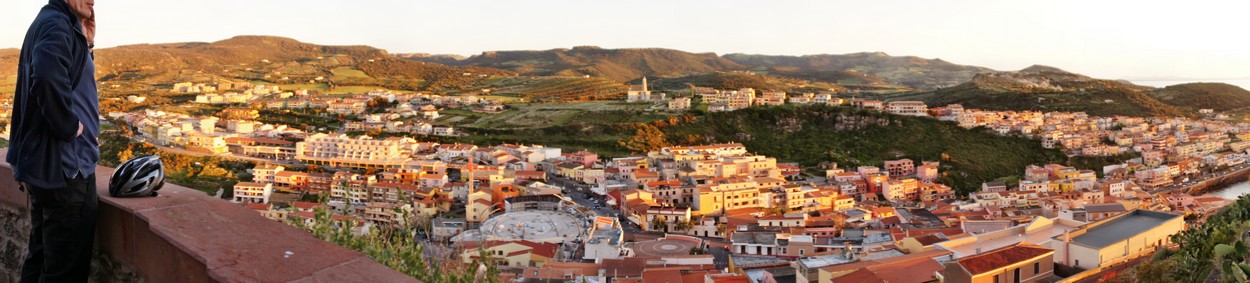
[441,105,1076,194]
[657,106,1068,194]
[892,66,1189,117]
[1149,82,1250,112]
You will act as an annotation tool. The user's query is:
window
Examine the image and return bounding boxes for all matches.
[1034,262,1040,274]
[993,274,999,283]
[1014,268,1020,283]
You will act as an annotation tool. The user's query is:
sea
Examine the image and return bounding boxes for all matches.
[1207,181,1250,200]
[1129,79,1250,91]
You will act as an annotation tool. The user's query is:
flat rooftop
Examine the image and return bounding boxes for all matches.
[1069,210,1180,248]
[940,217,1082,258]
[798,249,905,268]
[454,210,585,243]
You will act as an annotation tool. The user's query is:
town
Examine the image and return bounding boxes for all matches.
[79,76,1250,283]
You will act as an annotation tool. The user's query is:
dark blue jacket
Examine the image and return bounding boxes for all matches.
[9,0,93,189]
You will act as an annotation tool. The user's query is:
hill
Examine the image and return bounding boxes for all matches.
[395,53,466,66]
[892,65,1188,117]
[413,46,747,82]
[723,52,993,90]
[646,72,844,94]
[0,36,511,94]
[1149,82,1250,112]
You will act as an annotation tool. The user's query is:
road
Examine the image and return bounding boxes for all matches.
[1149,163,1250,195]
[547,173,645,233]
[706,246,731,269]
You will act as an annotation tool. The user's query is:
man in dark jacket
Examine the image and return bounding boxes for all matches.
[11,0,98,281]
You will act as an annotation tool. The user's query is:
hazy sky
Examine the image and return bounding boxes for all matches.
[3,0,1247,80]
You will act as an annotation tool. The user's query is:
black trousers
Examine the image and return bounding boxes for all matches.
[20,173,98,283]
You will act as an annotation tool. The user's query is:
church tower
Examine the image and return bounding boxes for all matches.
[641,76,649,94]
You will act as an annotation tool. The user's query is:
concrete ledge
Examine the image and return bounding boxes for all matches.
[0,150,417,282]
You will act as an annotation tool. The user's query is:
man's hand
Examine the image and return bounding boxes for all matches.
[81,13,95,45]
[77,122,83,137]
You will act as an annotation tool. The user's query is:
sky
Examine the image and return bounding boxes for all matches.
[3,0,1247,81]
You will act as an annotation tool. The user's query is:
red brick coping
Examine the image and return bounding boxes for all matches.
[0,150,417,283]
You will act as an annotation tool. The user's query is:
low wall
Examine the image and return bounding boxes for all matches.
[0,150,417,282]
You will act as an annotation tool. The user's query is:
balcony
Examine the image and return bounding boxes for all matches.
[0,150,417,282]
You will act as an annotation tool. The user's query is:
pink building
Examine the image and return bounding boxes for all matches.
[564,150,599,168]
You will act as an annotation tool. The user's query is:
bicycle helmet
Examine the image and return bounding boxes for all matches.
[109,155,165,197]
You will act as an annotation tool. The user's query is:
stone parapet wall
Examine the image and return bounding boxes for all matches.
[0,150,417,282]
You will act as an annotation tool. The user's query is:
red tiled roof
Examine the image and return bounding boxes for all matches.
[912,234,946,246]
[521,262,603,280]
[465,240,560,259]
[245,203,271,211]
[831,250,947,283]
[641,268,684,283]
[601,257,647,277]
[831,268,884,283]
[956,242,1054,275]
[275,171,308,178]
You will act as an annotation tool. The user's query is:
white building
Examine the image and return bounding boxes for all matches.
[626,77,666,102]
[668,97,691,110]
[233,182,273,204]
[886,101,928,116]
[295,133,417,169]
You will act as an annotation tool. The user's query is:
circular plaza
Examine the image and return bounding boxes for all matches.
[626,235,703,258]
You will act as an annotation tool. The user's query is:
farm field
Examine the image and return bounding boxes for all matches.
[437,102,664,129]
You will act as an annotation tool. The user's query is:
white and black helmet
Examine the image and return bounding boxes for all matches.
[109,155,165,198]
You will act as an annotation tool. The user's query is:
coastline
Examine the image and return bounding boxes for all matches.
[1181,166,1250,196]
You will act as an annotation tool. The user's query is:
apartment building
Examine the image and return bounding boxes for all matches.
[296,133,417,169]
[233,182,273,204]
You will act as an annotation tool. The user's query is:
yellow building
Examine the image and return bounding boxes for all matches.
[693,178,766,215]
[185,132,228,154]
[466,189,497,223]
[833,196,856,211]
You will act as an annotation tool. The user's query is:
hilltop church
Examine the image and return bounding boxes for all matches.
[626,77,666,102]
